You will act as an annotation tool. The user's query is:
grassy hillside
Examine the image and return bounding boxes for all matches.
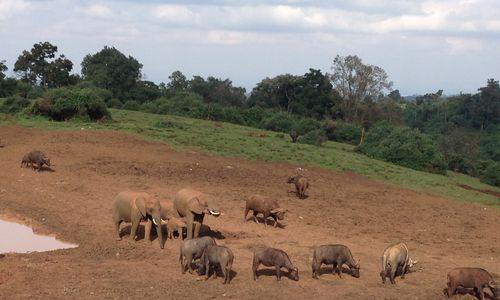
[2,108,499,206]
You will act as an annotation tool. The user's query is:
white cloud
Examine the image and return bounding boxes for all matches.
[81,4,113,18]
[0,0,29,20]
[446,37,483,54]
[154,4,198,24]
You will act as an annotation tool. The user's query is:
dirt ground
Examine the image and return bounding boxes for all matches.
[0,125,498,300]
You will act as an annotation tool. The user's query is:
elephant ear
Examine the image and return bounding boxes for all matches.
[188,197,205,215]
[134,196,147,217]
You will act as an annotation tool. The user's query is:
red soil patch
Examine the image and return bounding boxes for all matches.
[0,125,498,299]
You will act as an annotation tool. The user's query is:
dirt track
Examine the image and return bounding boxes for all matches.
[0,125,498,300]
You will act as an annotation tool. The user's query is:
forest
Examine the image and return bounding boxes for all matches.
[1,42,499,186]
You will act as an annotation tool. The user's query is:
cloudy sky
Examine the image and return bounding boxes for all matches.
[1,0,499,95]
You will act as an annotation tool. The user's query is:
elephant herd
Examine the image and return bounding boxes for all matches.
[110,181,498,299]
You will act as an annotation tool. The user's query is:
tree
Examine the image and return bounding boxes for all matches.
[330,54,393,122]
[189,75,246,107]
[166,70,189,95]
[14,42,73,87]
[248,74,300,113]
[81,46,142,100]
[474,79,500,130]
[0,60,7,80]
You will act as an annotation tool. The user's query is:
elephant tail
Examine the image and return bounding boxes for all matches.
[179,246,183,263]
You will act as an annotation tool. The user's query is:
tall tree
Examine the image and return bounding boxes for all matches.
[13,42,73,87]
[0,60,7,80]
[474,78,500,130]
[248,74,299,113]
[81,46,142,100]
[189,76,246,107]
[166,70,189,95]
[330,54,393,122]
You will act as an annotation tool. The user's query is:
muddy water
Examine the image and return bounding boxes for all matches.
[0,219,77,254]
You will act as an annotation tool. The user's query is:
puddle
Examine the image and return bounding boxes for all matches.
[0,219,77,254]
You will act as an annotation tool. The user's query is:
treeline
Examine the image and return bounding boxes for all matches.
[0,42,498,186]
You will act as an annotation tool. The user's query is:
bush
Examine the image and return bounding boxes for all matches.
[31,87,110,121]
[122,100,140,111]
[358,122,448,174]
[0,95,31,114]
[480,162,500,187]
[297,129,328,146]
[325,120,361,145]
[107,98,123,109]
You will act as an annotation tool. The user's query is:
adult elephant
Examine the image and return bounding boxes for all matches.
[173,188,220,239]
[112,191,165,249]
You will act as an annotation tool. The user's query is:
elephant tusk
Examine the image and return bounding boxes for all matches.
[161,218,167,224]
[210,210,220,216]
[152,218,158,226]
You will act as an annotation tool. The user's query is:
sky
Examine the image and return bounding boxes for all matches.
[1,0,499,95]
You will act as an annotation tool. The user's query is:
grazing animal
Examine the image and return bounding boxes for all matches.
[287,175,309,198]
[252,247,299,282]
[173,188,221,239]
[445,268,497,300]
[312,244,360,279]
[22,150,51,171]
[179,236,217,274]
[290,130,298,143]
[112,191,165,249]
[244,195,286,228]
[198,245,234,284]
[165,216,187,240]
[380,242,418,284]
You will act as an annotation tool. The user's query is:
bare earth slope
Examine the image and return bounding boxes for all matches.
[0,126,498,299]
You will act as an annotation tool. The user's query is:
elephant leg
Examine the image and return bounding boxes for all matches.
[390,267,396,284]
[194,222,202,238]
[130,219,140,241]
[114,220,122,241]
[144,219,152,243]
[205,262,211,280]
[186,220,193,240]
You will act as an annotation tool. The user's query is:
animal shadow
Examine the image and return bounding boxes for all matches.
[32,165,55,172]
[245,217,286,229]
[200,224,225,240]
[443,287,496,299]
[255,269,295,281]
[316,266,353,277]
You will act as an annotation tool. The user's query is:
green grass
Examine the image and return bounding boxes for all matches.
[2,109,499,206]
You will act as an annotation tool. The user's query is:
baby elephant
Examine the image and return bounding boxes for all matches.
[252,247,299,282]
[445,268,497,300]
[179,236,217,274]
[287,175,309,198]
[21,150,51,171]
[244,195,286,228]
[380,242,418,284]
[165,217,187,240]
[199,245,234,284]
[312,244,360,279]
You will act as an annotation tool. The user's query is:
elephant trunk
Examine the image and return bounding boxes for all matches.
[153,215,164,249]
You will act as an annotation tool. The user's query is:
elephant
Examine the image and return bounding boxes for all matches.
[173,188,220,239]
[112,191,165,249]
[143,198,178,242]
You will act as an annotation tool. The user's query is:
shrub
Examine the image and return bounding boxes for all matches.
[140,101,157,113]
[122,100,140,111]
[297,129,328,146]
[107,98,123,109]
[480,162,500,187]
[0,95,31,114]
[260,113,295,133]
[31,87,110,121]
[358,121,448,174]
[325,120,361,145]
